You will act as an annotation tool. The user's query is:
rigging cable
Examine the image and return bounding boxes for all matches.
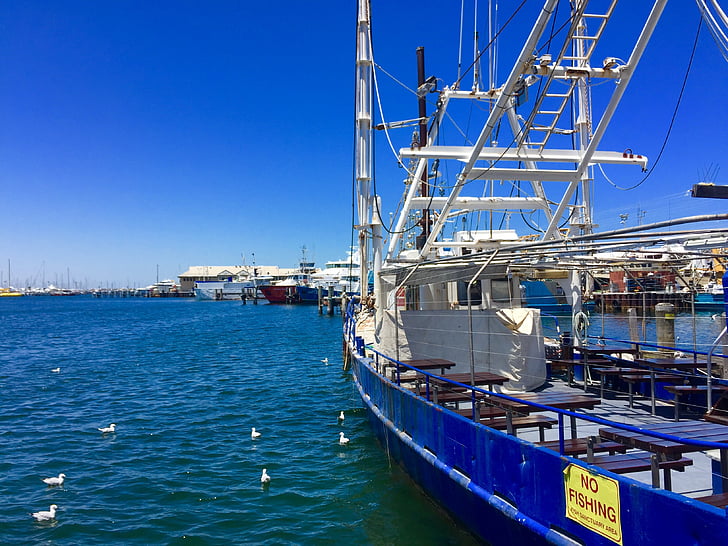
[457,0,465,83]
[695,0,728,62]
[600,17,703,191]
[454,0,529,90]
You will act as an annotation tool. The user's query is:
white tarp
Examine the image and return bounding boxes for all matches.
[374,307,546,392]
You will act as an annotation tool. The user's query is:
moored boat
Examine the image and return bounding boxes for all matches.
[260,247,319,304]
[194,280,256,301]
[0,287,24,297]
[311,249,361,296]
[345,1,728,544]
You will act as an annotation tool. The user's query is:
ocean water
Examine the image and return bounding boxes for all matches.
[543,310,727,354]
[0,297,478,545]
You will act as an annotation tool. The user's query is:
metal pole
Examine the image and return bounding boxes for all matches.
[467,250,500,385]
[416,47,430,249]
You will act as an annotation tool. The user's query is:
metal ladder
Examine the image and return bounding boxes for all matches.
[518,0,618,152]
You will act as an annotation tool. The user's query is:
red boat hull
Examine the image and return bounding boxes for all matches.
[259,285,300,304]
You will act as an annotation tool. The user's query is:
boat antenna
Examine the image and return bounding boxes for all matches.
[456,0,465,87]
[472,0,481,92]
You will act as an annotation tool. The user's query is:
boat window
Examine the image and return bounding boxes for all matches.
[456,280,482,306]
[405,285,419,310]
[491,278,511,305]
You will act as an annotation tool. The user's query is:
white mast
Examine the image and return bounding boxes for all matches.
[355,0,377,296]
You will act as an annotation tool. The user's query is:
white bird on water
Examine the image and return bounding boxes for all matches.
[260,468,271,484]
[51,368,61,373]
[338,411,345,422]
[338,431,350,445]
[31,504,58,521]
[321,357,329,365]
[98,423,116,434]
[251,427,261,439]
[41,473,66,487]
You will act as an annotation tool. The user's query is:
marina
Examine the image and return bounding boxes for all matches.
[3,0,728,544]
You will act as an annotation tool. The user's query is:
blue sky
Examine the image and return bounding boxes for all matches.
[1,2,726,288]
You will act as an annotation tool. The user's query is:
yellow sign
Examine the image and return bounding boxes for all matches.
[564,464,622,544]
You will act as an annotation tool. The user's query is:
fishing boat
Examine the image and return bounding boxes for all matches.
[194,280,256,301]
[259,247,319,304]
[694,283,727,313]
[345,1,728,544]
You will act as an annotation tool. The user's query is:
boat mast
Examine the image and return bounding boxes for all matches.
[355,0,378,296]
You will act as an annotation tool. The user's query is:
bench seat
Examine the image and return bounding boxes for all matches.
[590,452,693,490]
[548,358,612,387]
[620,374,687,384]
[694,492,728,508]
[453,406,507,419]
[537,437,627,457]
[481,415,557,442]
[619,374,687,408]
[664,384,728,421]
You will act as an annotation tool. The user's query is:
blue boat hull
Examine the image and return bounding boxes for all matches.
[295,285,320,303]
[350,351,728,545]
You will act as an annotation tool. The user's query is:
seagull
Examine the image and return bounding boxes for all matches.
[338,411,345,422]
[41,473,66,487]
[338,431,350,445]
[31,504,58,521]
[98,423,116,434]
[51,368,61,373]
[251,427,261,439]
[260,468,271,484]
[712,314,719,320]
[321,357,329,365]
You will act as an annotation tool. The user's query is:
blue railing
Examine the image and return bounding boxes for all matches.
[540,312,562,338]
[343,297,358,346]
[364,347,728,453]
[588,335,728,360]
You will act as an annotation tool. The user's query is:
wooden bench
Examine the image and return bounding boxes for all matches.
[481,415,557,442]
[537,437,627,458]
[620,374,687,408]
[408,385,485,408]
[453,406,507,420]
[591,367,646,398]
[548,358,611,387]
[589,452,693,490]
[664,385,728,421]
[694,492,728,508]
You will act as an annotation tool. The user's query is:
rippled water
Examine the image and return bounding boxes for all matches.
[0,297,477,545]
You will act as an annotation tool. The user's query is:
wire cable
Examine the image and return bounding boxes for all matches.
[599,18,703,191]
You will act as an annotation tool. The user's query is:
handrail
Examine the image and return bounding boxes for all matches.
[343,297,360,346]
[540,312,561,336]
[589,335,728,359]
[366,347,728,452]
